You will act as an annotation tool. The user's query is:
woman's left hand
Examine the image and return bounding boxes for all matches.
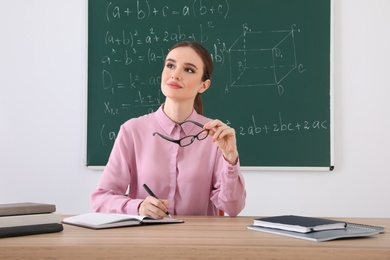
[203,119,239,165]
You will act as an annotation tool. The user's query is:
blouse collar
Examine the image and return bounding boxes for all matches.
[155,104,201,136]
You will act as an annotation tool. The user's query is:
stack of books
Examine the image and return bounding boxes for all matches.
[0,202,63,238]
[248,215,384,242]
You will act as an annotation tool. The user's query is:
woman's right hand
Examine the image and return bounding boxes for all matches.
[138,196,169,219]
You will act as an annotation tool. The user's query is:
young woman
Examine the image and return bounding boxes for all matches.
[91,41,246,218]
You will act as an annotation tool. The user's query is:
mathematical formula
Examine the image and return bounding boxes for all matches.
[234,113,327,137]
[105,0,230,22]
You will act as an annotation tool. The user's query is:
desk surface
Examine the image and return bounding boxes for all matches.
[0,216,389,259]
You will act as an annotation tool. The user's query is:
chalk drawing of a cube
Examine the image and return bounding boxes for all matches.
[229,30,297,87]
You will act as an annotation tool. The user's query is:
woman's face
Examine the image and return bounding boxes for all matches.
[161,46,210,103]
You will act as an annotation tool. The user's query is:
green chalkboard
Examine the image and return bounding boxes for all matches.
[87,0,333,169]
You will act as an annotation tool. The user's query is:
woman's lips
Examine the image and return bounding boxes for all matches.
[167,82,182,89]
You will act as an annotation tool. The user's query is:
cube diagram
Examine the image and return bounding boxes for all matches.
[229,30,297,87]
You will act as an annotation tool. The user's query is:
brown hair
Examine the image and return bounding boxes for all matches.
[166,41,213,115]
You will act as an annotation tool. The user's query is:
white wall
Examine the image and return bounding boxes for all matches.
[1,0,389,217]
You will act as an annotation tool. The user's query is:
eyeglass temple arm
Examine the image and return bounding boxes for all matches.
[178,120,204,128]
[152,132,181,145]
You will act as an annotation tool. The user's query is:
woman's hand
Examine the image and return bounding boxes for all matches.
[138,196,169,219]
[204,119,239,165]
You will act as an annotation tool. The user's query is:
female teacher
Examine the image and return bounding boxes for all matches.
[91,41,246,218]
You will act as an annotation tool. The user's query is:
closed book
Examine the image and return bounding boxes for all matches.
[0,223,63,238]
[0,213,61,228]
[62,212,184,229]
[0,202,56,217]
[253,215,347,233]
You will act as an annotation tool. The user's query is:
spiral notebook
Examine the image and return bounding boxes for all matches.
[248,222,384,242]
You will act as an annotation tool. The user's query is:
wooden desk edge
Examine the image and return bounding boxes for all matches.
[0,216,389,259]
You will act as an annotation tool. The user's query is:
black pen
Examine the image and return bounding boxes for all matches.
[143,184,172,218]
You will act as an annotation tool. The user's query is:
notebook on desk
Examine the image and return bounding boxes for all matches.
[62,212,184,229]
[248,222,385,242]
[252,215,347,233]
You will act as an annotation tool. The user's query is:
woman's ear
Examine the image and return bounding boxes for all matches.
[198,79,211,93]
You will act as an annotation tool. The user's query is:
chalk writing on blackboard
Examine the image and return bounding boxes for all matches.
[230,27,297,87]
[104,0,230,22]
[234,113,327,137]
[225,23,307,97]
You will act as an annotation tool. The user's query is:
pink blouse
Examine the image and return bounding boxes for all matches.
[90,105,246,216]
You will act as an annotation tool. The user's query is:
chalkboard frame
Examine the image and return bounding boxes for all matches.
[85,0,334,171]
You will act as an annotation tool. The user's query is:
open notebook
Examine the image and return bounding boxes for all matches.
[248,222,384,242]
[62,212,184,229]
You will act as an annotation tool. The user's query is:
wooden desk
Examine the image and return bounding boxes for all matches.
[0,216,389,259]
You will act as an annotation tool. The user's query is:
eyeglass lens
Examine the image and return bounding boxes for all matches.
[179,129,209,146]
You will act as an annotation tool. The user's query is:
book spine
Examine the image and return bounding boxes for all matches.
[0,213,62,228]
[0,204,56,217]
[0,223,63,238]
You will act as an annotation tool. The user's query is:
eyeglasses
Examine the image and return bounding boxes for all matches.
[153,120,209,147]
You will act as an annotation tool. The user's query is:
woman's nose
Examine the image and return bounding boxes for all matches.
[171,69,181,80]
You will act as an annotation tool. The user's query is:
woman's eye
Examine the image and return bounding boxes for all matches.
[185,68,194,73]
[166,63,174,69]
